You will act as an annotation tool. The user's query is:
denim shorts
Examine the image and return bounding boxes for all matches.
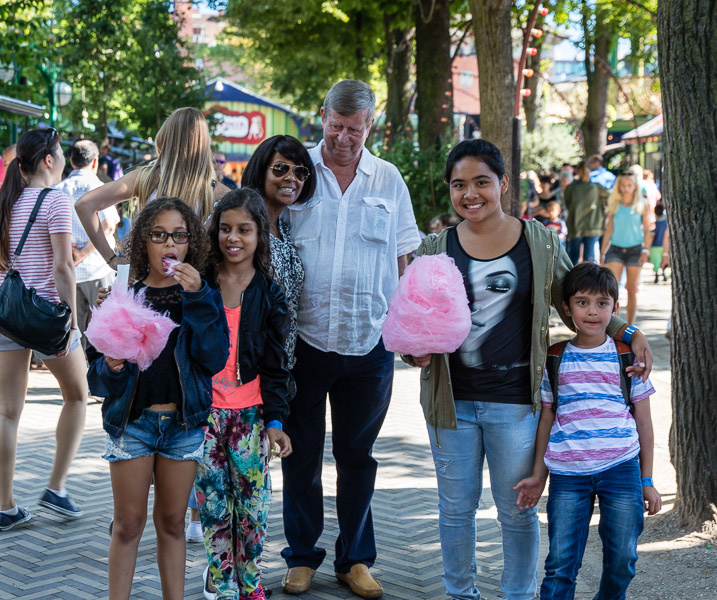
[103,409,205,463]
[0,330,81,360]
[605,244,644,267]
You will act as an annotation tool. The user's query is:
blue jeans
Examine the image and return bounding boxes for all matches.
[567,236,599,264]
[428,401,540,600]
[540,457,644,600]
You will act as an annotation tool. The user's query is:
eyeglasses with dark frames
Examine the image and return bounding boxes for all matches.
[269,161,311,182]
[148,231,191,244]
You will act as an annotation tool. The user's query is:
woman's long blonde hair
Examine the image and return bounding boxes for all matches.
[606,173,645,216]
[133,107,215,221]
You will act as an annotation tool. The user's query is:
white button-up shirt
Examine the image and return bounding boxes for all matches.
[287,142,420,356]
[54,169,119,283]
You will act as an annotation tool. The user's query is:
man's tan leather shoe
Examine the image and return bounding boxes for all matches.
[282,566,315,595]
[336,564,384,599]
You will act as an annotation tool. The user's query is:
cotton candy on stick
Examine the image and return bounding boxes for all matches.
[382,253,471,356]
[85,264,178,371]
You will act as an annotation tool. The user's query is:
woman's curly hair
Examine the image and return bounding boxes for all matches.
[124,197,209,283]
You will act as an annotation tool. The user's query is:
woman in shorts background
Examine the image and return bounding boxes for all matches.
[601,173,651,325]
[0,127,87,530]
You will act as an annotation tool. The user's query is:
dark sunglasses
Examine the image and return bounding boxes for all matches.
[214,158,226,165]
[269,161,310,182]
[148,231,191,244]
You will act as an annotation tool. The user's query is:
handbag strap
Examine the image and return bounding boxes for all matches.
[12,188,53,259]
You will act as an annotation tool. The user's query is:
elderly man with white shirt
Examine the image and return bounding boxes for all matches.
[54,140,119,349]
[280,80,420,599]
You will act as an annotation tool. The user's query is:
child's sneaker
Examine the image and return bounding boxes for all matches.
[38,488,83,518]
[185,519,203,543]
[241,584,270,600]
[0,506,32,531]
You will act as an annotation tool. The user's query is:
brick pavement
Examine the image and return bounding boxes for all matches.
[0,267,672,600]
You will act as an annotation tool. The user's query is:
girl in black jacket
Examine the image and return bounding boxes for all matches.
[196,189,293,600]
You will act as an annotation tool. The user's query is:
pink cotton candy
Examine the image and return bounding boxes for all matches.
[85,285,178,371]
[162,256,181,276]
[382,253,471,356]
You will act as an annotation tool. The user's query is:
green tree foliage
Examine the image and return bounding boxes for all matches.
[1,0,205,139]
[520,123,581,174]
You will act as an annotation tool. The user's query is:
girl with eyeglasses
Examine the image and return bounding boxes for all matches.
[241,135,316,368]
[76,107,232,271]
[0,127,89,531]
[87,197,229,600]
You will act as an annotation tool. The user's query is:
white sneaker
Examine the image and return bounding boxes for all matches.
[185,519,203,543]
[203,566,216,600]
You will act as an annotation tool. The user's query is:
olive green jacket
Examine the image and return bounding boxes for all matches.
[564,180,608,239]
[408,220,627,433]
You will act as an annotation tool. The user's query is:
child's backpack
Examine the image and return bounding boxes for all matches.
[545,339,635,412]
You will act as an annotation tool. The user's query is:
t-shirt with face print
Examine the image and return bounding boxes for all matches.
[446,223,533,404]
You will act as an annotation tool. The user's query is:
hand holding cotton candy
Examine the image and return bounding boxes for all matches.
[162,256,181,276]
[85,265,179,371]
[382,253,471,356]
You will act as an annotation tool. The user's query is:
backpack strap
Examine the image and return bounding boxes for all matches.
[10,188,52,268]
[545,340,569,409]
[614,340,635,411]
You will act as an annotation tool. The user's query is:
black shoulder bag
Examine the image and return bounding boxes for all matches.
[0,188,73,355]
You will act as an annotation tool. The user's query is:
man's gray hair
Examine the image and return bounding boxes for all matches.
[70,140,100,169]
[323,80,375,124]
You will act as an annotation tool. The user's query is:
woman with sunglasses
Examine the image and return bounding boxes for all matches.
[76,107,231,269]
[241,135,316,368]
[0,128,88,531]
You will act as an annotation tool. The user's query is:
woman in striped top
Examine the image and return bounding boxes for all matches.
[0,128,89,532]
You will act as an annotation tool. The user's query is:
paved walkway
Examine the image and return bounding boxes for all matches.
[0,267,672,599]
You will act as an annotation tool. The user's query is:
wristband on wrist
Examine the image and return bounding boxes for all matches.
[641,477,654,487]
[622,325,638,344]
[106,253,118,265]
[266,420,282,430]
[641,248,650,254]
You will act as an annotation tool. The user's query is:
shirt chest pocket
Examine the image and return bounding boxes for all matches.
[288,198,323,245]
[360,196,394,245]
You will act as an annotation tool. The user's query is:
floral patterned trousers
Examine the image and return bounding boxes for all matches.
[195,406,271,599]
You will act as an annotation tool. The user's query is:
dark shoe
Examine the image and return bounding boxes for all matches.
[282,567,315,595]
[38,488,83,518]
[336,564,384,599]
[0,506,32,531]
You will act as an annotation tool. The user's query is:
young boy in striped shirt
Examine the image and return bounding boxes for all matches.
[514,262,661,600]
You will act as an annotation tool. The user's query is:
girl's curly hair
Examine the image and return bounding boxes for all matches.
[206,188,272,281]
[124,197,209,282]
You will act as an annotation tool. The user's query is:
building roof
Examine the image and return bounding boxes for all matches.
[0,95,45,118]
[205,78,299,116]
[622,114,663,144]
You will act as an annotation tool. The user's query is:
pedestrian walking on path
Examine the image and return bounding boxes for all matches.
[279,79,420,599]
[404,139,654,600]
[196,189,293,600]
[0,128,88,531]
[87,197,228,600]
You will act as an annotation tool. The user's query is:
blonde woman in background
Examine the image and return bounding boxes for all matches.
[76,107,230,267]
[601,173,651,324]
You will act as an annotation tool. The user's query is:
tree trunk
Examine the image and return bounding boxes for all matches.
[415,0,453,151]
[523,13,545,132]
[581,29,611,157]
[469,0,514,213]
[384,18,412,148]
[657,0,717,531]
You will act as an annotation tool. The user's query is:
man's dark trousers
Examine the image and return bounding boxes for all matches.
[281,337,394,573]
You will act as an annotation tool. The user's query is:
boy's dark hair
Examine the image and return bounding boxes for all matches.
[125,196,209,282]
[206,187,272,280]
[655,202,665,218]
[563,262,618,305]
